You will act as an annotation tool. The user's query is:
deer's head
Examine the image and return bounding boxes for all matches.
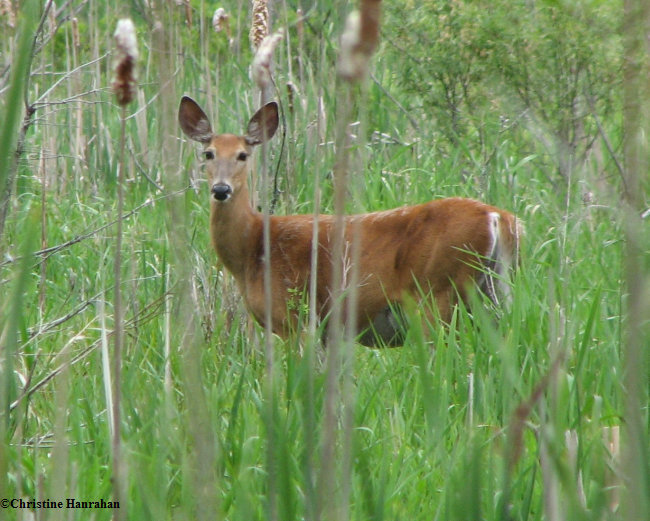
[178,96,279,202]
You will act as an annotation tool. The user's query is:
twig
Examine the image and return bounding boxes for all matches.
[0,1,74,242]
[370,71,420,131]
[123,68,181,121]
[9,292,169,412]
[32,53,110,106]
[130,147,164,191]
[584,90,627,194]
[0,185,191,269]
[32,0,89,57]
[269,79,287,214]
[26,294,96,339]
[24,0,55,108]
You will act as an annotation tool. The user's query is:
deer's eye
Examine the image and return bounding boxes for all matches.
[204,150,215,160]
[237,151,248,162]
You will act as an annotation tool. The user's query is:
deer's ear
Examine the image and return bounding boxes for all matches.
[178,96,213,143]
[245,102,279,145]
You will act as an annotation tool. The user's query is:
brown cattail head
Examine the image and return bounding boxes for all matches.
[72,17,80,49]
[338,0,382,82]
[113,19,138,107]
[250,0,269,51]
[181,0,193,26]
[286,81,297,115]
[359,0,381,56]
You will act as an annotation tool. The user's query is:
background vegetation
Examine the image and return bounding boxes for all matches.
[1,0,648,520]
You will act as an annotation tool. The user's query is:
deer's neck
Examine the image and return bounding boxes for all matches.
[209,188,262,279]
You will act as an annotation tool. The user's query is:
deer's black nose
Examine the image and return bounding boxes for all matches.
[211,183,232,201]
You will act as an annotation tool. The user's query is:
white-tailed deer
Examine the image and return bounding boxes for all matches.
[179,96,521,346]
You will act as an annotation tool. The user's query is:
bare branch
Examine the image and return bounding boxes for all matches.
[26,295,96,339]
[9,292,169,412]
[0,186,191,269]
[33,53,109,106]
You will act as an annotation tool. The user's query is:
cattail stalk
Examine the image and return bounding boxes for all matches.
[46,0,56,37]
[603,426,621,512]
[71,17,85,188]
[251,4,279,521]
[319,4,382,521]
[621,1,650,521]
[154,5,220,517]
[112,18,138,521]
[296,6,305,88]
[304,92,325,521]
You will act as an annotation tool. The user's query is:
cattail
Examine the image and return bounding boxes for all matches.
[71,17,80,49]
[113,19,138,107]
[338,0,382,82]
[46,0,56,36]
[182,0,192,26]
[213,7,233,46]
[296,7,304,42]
[338,11,362,81]
[212,7,228,32]
[251,31,282,92]
[359,0,381,56]
[1,0,15,28]
[249,0,269,51]
[286,81,297,115]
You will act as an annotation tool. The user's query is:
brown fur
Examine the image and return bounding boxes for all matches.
[179,96,521,346]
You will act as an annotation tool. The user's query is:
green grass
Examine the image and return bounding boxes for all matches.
[0,1,646,520]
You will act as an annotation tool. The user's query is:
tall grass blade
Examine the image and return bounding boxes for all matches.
[0,0,40,501]
[0,0,37,246]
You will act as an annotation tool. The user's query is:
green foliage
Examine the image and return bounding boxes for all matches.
[384,0,623,182]
[385,1,492,141]
[0,0,645,520]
